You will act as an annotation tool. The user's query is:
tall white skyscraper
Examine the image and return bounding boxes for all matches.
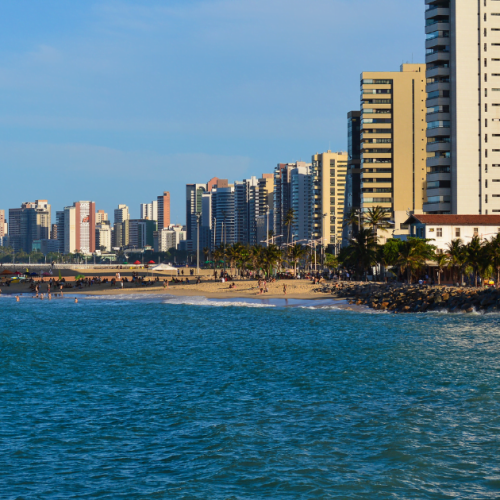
[424,0,500,214]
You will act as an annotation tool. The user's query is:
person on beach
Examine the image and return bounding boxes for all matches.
[283,284,287,295]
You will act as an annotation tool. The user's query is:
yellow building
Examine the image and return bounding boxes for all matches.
[311,151,348,251]
[360,64,427,238]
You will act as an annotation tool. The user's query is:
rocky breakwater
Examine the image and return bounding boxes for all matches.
[332,283,500,314]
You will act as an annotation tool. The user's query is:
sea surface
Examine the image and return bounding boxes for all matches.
[1,293,500,499]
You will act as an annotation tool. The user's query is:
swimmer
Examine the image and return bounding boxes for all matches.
[74,298,78,304]
[16,295,19,302]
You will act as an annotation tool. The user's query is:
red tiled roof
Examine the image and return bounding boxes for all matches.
[406,214,500,225]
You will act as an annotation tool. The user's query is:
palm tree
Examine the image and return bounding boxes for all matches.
[202,247,210,266]
[488,233,500,288]
[465,236,484,287]
[288,243,306,276]
[284,209,295,245]
[446,239,464,284]
[364,206,390,234]
[343,208,361,228]
[396,238,436,284]
[346,228,379,281]
[433,252,448,286]
[324,253,338,270]
[261,245,282,277]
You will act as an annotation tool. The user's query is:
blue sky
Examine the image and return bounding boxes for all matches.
[0,0,424,223]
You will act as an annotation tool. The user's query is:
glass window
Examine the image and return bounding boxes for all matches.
[455,228,461,237]
[437,228,443,237]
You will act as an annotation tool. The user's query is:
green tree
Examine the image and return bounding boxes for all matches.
[288,243,306,276]
[344,228,379,281]
[487,233,500,288]
[465,236,485,287]
[284,209,295,245]
[446,239,464,284]
[363,206,391,234]
[396,238,436,284]
[433,252,449,286]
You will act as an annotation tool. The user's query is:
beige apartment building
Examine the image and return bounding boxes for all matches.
[311,151,348,250]
[360,64,427,237]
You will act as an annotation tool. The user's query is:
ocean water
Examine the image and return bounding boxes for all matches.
[1,294,500,499]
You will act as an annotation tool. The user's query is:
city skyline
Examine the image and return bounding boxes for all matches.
[0,0,425,222]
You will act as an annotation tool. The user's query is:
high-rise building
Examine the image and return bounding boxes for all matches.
[61,201,96,254]
[95,224,112,252]
[8,200,51,253]
[56,211,65,253]
[50,224,58,240]
[186,184,206,248]
[128,219,157,249]
[0,210,5,238]
[258,174,274,217]
[213,186,235,247]
[96,210,109,224]
[140,201,158,222]
[114,204,130,225]
[311,152,348,250]
[424,0,500,214]
[234,177,259,246]
[291,165,313,243]
[343,111,362,246]
[207,177,229,192]
[157,192,170,229]
[274,162,311,246]
[360,64,427,235]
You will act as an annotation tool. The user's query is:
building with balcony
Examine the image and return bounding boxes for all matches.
[424,0,500,215]
[274,162,311,246]
[360,64,427,236]
[311,151,348,250]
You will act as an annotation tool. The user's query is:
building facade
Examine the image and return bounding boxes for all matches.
[95,223,112,252]
[343,111,362,245]
[154,226,187,253]
[96,210,109,224]
[157,192,170,229]
[114,204,130,225]
[361,64,427,235]
[274,162,311,246]
[186,184,206,249]
[8,200,51,253]
[311,152,348,250]
[61,201,96,254]
[424,0,500,215]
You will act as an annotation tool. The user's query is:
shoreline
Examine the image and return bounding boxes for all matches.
[0,278,340,301]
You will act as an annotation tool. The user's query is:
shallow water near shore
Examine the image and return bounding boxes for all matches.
[2,296,500,498]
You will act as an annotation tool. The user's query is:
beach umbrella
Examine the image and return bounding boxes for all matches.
[14,271,22,275]
[30,272,39,277]
[123,262,128,264]
[75,274,85,280]
[148,260,156,264]
[1,269,13,275]
[42,272,51,277]
[134,260,141,265]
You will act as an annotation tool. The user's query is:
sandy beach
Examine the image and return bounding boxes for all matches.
[0,267,337,301]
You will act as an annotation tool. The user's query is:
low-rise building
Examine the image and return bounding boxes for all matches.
[405,215,500,252]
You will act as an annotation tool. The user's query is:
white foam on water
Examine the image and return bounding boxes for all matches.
[162,295,276,308]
